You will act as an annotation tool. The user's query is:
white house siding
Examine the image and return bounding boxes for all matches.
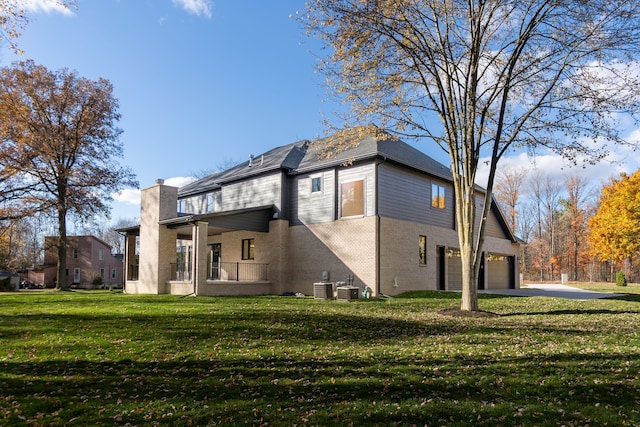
[285,216,378,295]
[291,170,336,225]
[377,163,455,229]
[337,164,376,218]
[222,172,282,212]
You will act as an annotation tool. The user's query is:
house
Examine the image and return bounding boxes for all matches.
[28,236,124,288]
[119,130,519,297]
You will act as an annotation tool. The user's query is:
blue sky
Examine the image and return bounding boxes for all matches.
[4,1,640,224]
[2,0,360,222]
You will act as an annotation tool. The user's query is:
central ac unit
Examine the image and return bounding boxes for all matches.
[336,286,359,302]
[313,282,334,300]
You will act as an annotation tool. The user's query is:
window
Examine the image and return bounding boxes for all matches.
[178,199,187,213]
[73,268,80,283]
[73,249,79,259]
[311,176,322,193]
[419,235,427,265]
[242,238,255,260]
[111,269,117,280]
[100,268,105,279]
[99,249,104,261]
[431,183,445,209]
[206,193,214,213]
[340,180,364,218]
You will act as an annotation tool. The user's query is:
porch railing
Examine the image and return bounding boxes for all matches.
[217,262,268,282]
[170,263,192,281]
[128,264,139,281]
[170,262,268,282]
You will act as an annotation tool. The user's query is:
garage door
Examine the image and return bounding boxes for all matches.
[487,254,514,289]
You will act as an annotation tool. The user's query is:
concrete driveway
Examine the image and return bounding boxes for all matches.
[479,283,625,300]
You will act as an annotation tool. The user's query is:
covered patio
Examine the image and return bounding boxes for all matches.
[118,182,278,296]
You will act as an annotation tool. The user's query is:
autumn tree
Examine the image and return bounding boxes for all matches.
[588,171,640,280]
[304,0,640,311]
[0,60,137,289]
[559,174,593,281]
[0,0,76,55]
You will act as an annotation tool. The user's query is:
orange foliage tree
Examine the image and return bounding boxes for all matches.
[588,171,640,276]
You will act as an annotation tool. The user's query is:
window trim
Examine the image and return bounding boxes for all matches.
[419,235,427,265]
[311,176,322,193]
[241,238,255,260]
[431,183,446,209]
[340,179,365,218]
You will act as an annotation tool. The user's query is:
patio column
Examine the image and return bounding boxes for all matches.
[139,180,178,294]
[192,221,208,295]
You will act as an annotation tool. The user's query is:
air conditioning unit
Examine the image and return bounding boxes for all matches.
[313,282,334,300]
[336,286,359,302]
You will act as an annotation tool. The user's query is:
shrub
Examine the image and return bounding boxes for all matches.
[616,271,628,287]
[0,277,13,292]
[92,276,103,287]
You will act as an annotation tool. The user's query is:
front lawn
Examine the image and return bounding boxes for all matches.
[1,290,639,426]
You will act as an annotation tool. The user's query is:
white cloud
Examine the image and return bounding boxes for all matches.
[22,0,75,15]
[172,0,213,19]
[113,188,141,206]
[477,143,640,195]
[112,176,195,206]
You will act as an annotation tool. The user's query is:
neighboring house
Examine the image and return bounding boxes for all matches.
[119,130,520,297]
[28,236,124,288]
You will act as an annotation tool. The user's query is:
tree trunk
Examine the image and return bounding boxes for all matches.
[56,207,68,290]
[457,179,480,312]
[460,244,479,312]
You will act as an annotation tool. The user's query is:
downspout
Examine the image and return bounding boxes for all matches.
[375,158,385,297]
[191,221,198,296]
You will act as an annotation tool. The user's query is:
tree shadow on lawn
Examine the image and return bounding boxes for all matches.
[1,351,639,426]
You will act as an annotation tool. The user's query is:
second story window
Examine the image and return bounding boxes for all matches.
[99,249,104,261]
[311,176,322,193]
[242,238,255,260]
[73,249,79,259]
[206,193,214,213]
[340,180,364,218]
[431,183,445,209]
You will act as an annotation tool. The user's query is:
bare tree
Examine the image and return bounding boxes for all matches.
[0,61,137,289]
[494,167,528,236]
[304,0,640,310]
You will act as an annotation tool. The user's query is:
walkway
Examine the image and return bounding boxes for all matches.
[479,283,625,300]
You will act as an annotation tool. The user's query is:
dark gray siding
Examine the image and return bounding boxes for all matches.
[378,163,454,229]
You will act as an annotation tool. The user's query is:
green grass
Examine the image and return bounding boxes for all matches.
[567,281,640,294]
[1,290,640,426]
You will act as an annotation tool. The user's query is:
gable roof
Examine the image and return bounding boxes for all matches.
[178,131,452,197]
